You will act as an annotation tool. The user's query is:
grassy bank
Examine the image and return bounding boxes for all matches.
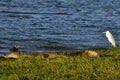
[0,48,120,80]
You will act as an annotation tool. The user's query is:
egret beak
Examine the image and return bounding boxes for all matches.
[102,32,106,34]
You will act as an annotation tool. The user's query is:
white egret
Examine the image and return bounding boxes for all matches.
[103,30,116,47]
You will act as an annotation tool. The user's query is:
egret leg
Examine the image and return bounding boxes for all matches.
[108,43,112,48]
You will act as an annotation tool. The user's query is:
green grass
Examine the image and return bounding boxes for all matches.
[0,48,120,80]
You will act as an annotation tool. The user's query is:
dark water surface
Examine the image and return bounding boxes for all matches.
[0,0,120,53]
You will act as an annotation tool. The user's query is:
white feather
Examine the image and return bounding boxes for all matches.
[103,31,116,47]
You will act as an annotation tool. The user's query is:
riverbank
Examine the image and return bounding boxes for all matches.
[0,47,120,80]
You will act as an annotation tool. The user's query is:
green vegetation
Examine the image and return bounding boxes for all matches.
[0,48,120,80]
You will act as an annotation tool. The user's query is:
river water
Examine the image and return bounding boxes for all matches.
[0,0,120,53]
